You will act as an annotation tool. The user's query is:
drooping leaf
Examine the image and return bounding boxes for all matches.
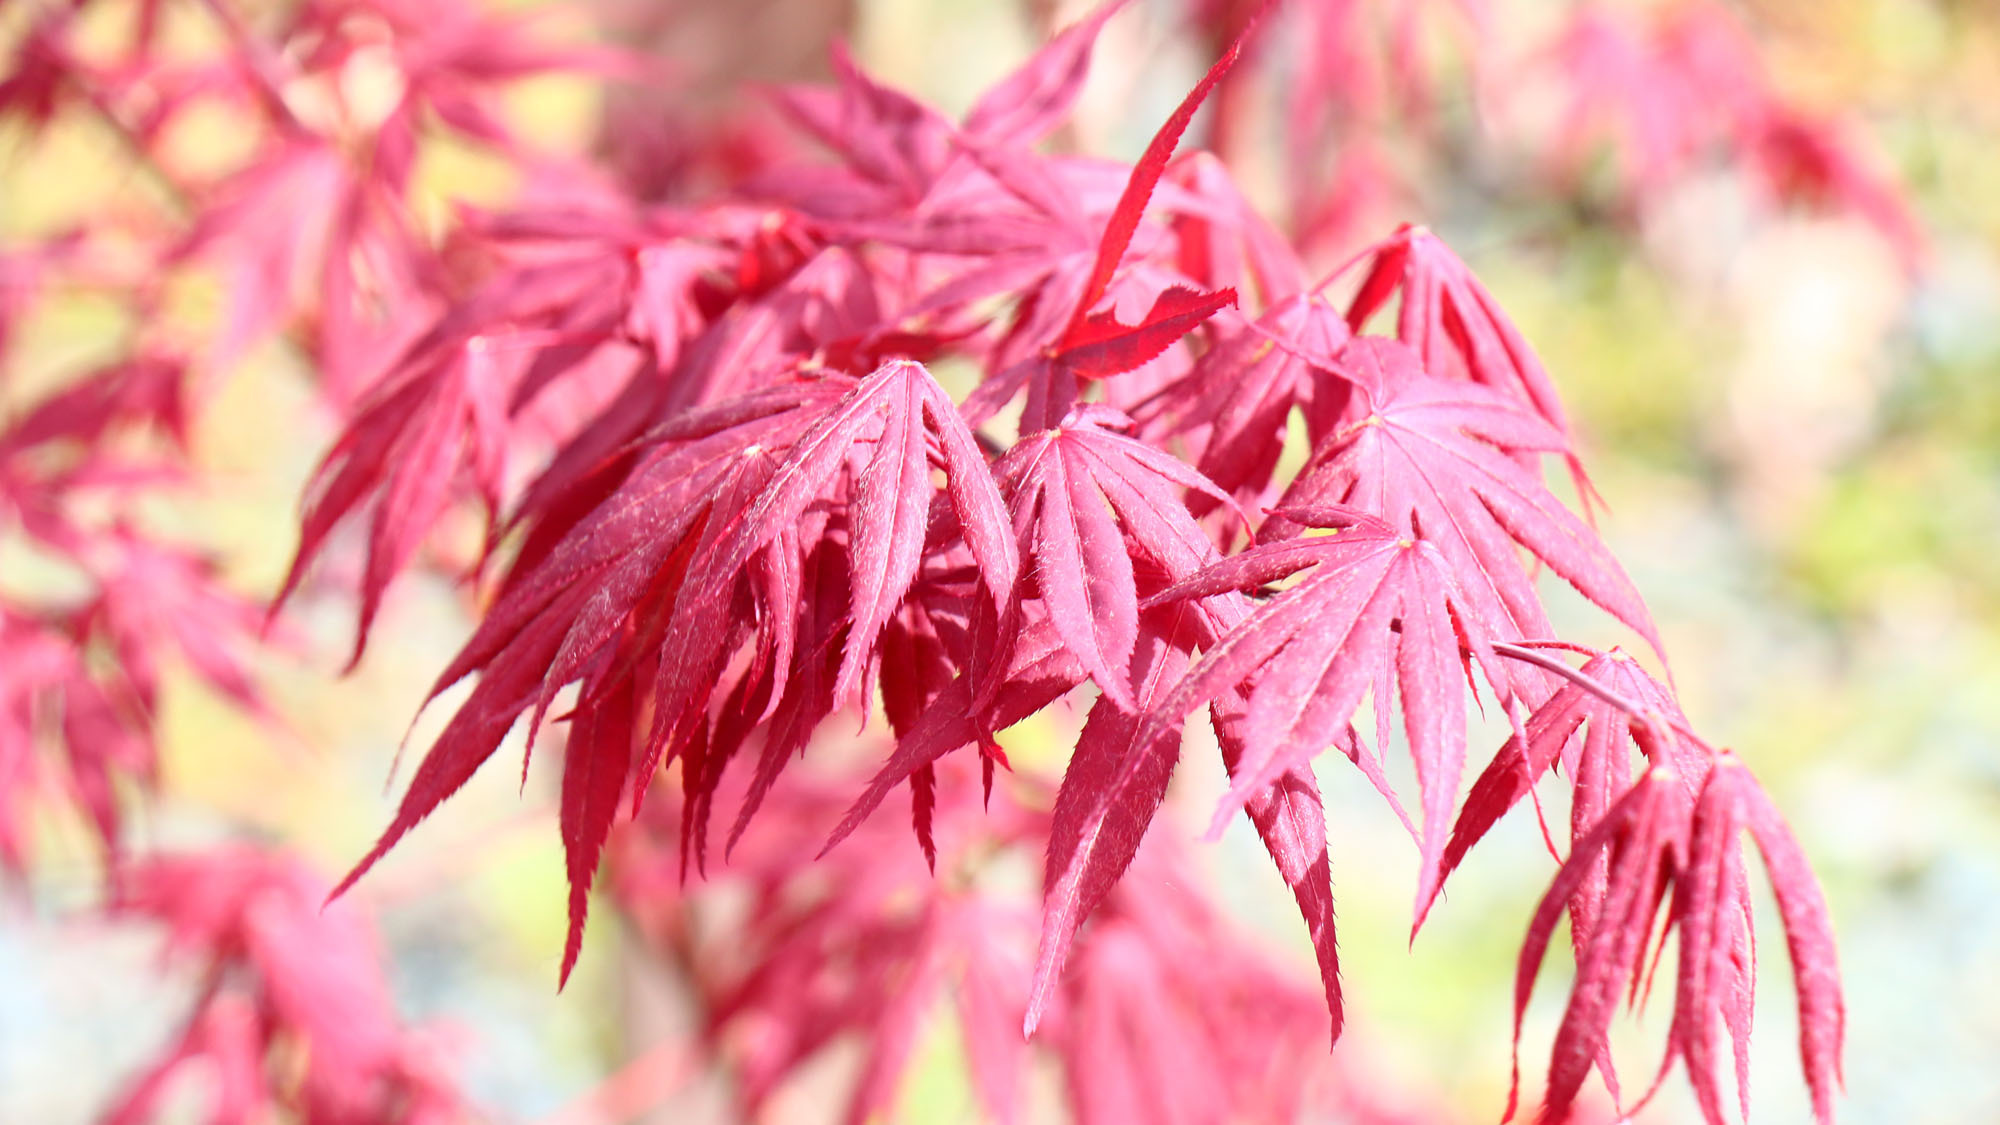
[1025,606,1196,1036]
[326,380,843,902]
[1210,688,1344,1045]
[1734,760,1845,1125]
[1509,766,1687,1124]
[999,429,1140,710]
[825,611,1084,854]
[557,675,636,986]
[271,253,640,664]
[1663,754,1761,1125]
[1509,743,1843,1125]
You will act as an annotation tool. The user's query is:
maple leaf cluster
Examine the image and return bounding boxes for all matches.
[264,5,1850,1123]
[1530,1,1920,265]
[100,847,463,1124]
[0,0,1895,1121]
[0,0,595,1117]
[608,759,1449,1125]
[0,0,620,870]
[0,326,267,873]
[1185,0,1918,266]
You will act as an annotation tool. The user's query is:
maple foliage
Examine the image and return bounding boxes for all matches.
[288,1,1845,1112]
[0,336,266,874]
[1527,0,1922,266]
[101,847,463,1124]
[0,0,1898,1120]
[610,757,1450,1125]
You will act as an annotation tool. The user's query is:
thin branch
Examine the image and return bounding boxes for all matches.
[1492,641,1645,714]
[1491,641,1714,755]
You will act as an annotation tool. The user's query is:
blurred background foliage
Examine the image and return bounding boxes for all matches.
[3,0,1998,1121]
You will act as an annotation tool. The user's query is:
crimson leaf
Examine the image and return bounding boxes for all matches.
[1145,506,1513,914]
[1279,337,1662,683]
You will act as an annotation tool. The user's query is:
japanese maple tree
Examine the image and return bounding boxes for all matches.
[0,0,1900,1121]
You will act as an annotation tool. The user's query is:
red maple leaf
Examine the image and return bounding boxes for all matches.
[1479,651,1844,1125]
[1145,507,1515,921]
[1338,225,1576,442]
[1139,291,1353,510]
[331,360,1017,985]
[1275,337,1660,680]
